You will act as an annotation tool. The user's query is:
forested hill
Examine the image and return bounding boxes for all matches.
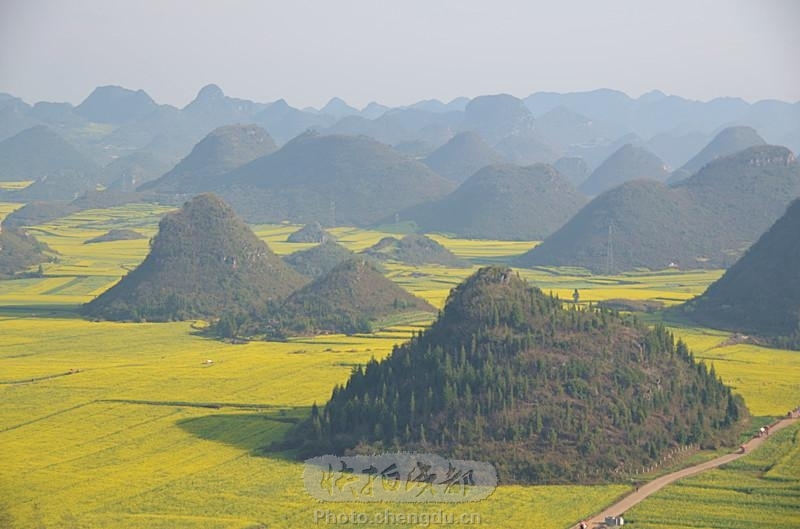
[139,124,277,193]
[286,222,335,243]
[423,131,504,183]
[83,193,305,321]
[682,199,800,349]
[290,267,746,484]
[578,143,669,195]
[250,258,435,337]
[670,126,766,183]
[399,163,586,240]
[0,125,101,182]
[361,234,469,267]
[0,228,51,278]
[215,133,455,226]
[283,240,354,278]
[517,145,800,272]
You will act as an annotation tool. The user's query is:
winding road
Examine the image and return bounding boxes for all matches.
[571,415,799,529]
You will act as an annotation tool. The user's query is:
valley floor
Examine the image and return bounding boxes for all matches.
[1,202,797,528]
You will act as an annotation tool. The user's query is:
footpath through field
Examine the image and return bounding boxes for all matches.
[571,414,799,529]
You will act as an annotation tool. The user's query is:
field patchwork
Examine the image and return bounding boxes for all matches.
[0,202,798,528]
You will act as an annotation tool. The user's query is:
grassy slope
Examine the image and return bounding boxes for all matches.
[0,202,797,528]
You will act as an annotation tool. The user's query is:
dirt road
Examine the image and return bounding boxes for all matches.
[571,415,798,528]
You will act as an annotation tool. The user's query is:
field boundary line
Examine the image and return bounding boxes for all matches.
[0,370,80,385]
[97,398,293,413]
[0,398,298,434]
[0,401,95,433]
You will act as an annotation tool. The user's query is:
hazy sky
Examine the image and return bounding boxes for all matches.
[1,0,799,109]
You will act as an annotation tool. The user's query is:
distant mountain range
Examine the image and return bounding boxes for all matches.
[0,86,796,168]
[645,131,710,169]
[104,152,170,191]
[323,107,460,148]
[579,143,669,195]
[667,126,766,183]
[75,85,159,124]
[553,156,590,186]
[211,132,455,226]
[399,163,586,240]
[523,89,799,151]
[461,94,535,144]
[1,84,799,275]
[517,145,800,272]
[423,131,504,182]
[0,125,102,184]
[139,124,277,193]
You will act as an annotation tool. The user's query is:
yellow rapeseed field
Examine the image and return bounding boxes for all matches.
[0,202,797,528]
[0,201,25,220]
[625,422,800,529]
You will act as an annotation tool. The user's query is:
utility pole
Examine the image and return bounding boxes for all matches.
[605,223,615,275]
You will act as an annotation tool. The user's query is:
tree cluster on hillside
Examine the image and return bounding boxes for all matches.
[286,222,335,243]
[361,234,469,267]
[283,240,355,278]
[84,229,146,244]
[289,267,747,484]
[0,228,52,278]
[228,259,435,338]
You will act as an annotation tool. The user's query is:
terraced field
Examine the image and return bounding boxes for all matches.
[0,201,24,219]
[1,202,798,528]
[0,182,33,190]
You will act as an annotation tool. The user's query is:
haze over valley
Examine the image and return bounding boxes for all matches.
[1,2,798,528]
